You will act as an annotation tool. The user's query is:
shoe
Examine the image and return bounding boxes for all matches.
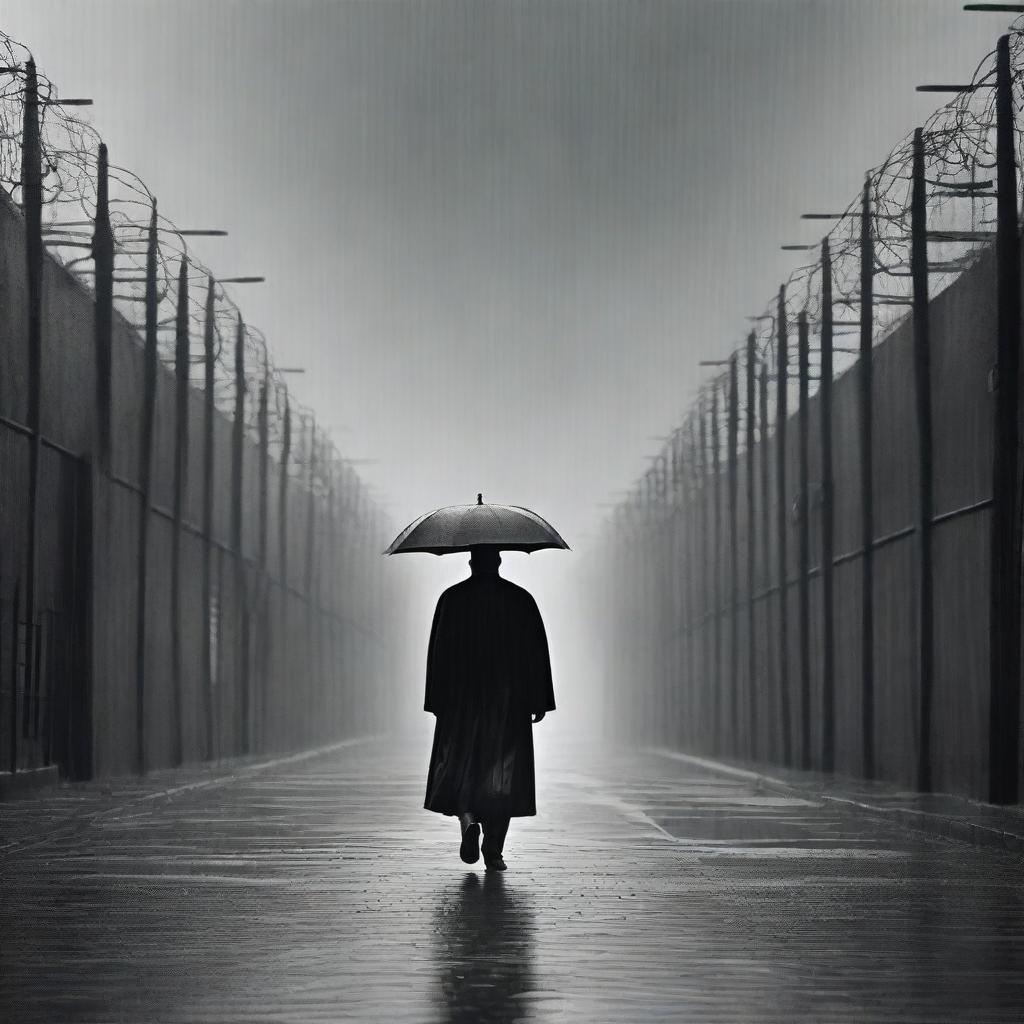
[484,854,507,871]
[459,822,481,864]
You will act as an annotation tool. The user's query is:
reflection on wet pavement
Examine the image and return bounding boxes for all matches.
[431,872,537,1023]
[2,734,1023,1022]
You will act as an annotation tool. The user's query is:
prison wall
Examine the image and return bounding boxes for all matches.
[0,190,400,779]
[596,246,1017,803]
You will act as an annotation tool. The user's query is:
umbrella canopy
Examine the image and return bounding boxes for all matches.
[384,493,569,555]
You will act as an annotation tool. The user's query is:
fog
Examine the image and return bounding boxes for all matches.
[4,0,1002,738]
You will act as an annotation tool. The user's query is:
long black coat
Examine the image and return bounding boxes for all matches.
[423,572,555,819]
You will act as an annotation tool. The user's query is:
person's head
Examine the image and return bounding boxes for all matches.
[469,545,502,575]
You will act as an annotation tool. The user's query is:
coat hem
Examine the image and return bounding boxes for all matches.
[423,804,537,819]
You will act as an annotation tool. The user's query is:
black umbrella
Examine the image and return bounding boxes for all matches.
[383,493,569,555]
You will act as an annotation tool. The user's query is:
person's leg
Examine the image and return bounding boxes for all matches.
[459,810,480,864]
[481,816,510,869]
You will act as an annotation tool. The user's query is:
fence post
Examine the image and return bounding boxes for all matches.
[673,443,681,744]
[278,396,292,745]
[663,451,673,742]
[820,238,836,772]
[326,472,339,738]
[776,287,793,765]
[797,309,811,770]
[685,420,700,750]
[279,397,292,589]
[670,432,682,742]
[231,316,250,754]
[92,143,114,473]
[859,178,876,780]
[671,428,688,749]
[304,419,318,747]
[727,356,740,754]
[170,256,189,766]
[200,276,216,761]
[910,127,935,793]
[758,356,773,759]
[258,363,270,570]
[231,317,245,555]
[21,59,42,746]
[641,471,654,741]
[710,384,723,753]
[256,357,270,751]
[745,334,758,760]
[676,430,689,745]
[656,458,668,742]
[653,463,663,738]
[989,34,1022,805]
[305,422,317,597]
[697,404,711,752]
[133,201,159,775]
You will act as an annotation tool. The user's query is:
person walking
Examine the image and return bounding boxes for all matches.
[422,544,555,871]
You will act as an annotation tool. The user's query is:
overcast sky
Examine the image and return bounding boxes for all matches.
[3,1,1007,718]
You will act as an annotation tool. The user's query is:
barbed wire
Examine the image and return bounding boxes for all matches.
[0,30,385,535]
[607,25,1024,538]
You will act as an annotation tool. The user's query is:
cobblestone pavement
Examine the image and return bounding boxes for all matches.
[2,730,1023,1023]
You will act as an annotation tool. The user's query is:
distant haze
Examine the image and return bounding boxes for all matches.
[5,1,1002,727]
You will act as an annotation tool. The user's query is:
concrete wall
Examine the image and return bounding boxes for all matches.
[604,245,1018,803]
[0,191,401,779]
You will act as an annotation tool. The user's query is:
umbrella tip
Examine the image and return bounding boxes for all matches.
[477,492,483,505]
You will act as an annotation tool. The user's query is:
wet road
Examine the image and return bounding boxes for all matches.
[2,733,1023,1022]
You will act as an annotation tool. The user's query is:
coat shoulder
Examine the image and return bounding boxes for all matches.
[496,577,536,604]
[495,578,543,618]
[436,580,468,603]
[442,575,537,608]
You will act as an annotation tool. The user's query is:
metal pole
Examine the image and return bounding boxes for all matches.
[231,316,249,754]
[92,143,114,473]
[820,237,836,773]
[727,356,740,755]
[745,333,758,759]
[797,309,811,770]
[989,34,1022,804]
[678,428,691,748]
[258,363,270,571]
[326,474,339,739]
[688,417,704,753]
[21,60,42,744]
[231,316,245,556]
[201,276,216,761]
[652,462,663,744]
[656,459,667,743]
[133,201,159,775]
[776,288,793,765]
[670,433,682,743]
[279,397,292,590]
[641,472,653,742]
[758,357,772,759]
[663,452,673,743]
[304,421,318,751]
[911,126,935,793]
[305,421,317,597]
[256,358,270,752]
[169,256,189,766]
[278,396,292,745]
[698,404,711,752]
[676,430,689,746]
[859,178,876,780]
[711,384,723,754]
